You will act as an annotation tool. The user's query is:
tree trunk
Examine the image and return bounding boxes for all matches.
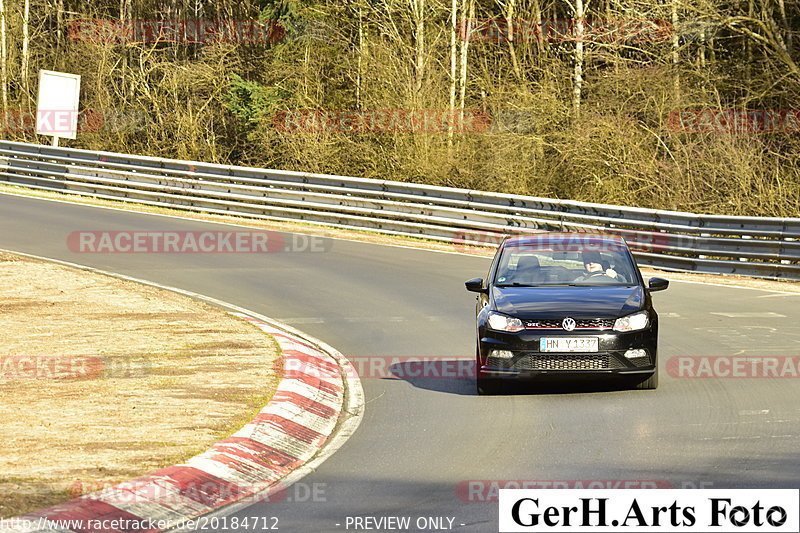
[356,2,364,109]
[505,0,522,81]
[120,0,128,104]
[671,0,680,97]
[571,0,585,115]
[411,0,425,93]
[776,0,791,52]
[22,0,31,98]
[448,0,457,143]
[531,0,543,55]
[671,0,679,65]
[0,0,7,114]
[698,28,706,68]
[56,0,64,51]
[458,0,475,130]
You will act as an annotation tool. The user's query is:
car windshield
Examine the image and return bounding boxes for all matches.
[494,241,638,286]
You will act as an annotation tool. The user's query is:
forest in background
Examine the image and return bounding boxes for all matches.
[0,0,799,216]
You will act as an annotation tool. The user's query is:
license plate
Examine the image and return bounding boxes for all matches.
[539,337,599,352]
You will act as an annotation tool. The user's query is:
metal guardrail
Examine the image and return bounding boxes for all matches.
[1,139,799,280]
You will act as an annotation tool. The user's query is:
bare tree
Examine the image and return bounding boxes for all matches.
[449,0,457,142]
[500,0,522,80]
[671,0,679,65]
[775,0,791,52]
[531,0,544,57]
[458,0,475,129]
[411,0,425,93]
[22,0,30,96]
[0,0,7,114]
[356,1,364,109]
[572,0,587,114]
[723,0,800,79]
[55,0,63,49]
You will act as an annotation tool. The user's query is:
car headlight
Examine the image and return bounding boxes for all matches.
[487,312,524,332]
[613,311,650,332]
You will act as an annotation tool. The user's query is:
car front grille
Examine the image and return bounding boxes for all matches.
[488,353,627,371]
[524,318,614,330]
[630,354,653,367]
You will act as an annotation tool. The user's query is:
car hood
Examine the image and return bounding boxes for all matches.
[491,285,644,319]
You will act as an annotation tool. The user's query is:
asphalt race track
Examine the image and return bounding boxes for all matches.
[1,193,799,532]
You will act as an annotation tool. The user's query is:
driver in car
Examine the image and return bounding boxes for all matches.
[574,250,618,282]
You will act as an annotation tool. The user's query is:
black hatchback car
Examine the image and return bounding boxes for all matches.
[465,233,669,394]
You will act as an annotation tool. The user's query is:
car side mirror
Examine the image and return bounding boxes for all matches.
[648,277,669,292]
[465,277,487,293]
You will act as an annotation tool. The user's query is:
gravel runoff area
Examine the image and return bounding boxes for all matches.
[0,251,282,517]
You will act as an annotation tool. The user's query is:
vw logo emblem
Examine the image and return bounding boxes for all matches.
[562,317,576,331]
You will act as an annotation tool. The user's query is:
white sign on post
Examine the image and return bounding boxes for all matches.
[36,70,81,146]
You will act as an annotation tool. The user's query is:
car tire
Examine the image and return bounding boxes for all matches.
[634,369,659,390]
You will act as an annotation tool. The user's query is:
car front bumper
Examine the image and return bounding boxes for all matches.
[477,326,657,378]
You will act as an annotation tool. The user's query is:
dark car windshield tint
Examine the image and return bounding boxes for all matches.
[494,243,638,286]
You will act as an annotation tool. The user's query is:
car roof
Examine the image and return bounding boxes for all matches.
[503,232,628,247]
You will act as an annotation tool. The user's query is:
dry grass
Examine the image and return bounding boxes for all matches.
[0,252,281,517]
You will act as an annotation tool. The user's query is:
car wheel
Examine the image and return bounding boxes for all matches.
[634,369,659,390]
